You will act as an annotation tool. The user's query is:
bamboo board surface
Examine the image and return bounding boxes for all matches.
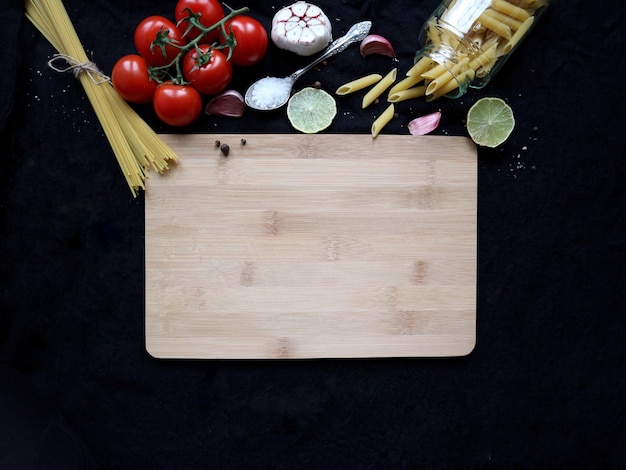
[145,134,477,359]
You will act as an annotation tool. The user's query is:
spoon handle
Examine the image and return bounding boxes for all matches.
[290,20,372,81]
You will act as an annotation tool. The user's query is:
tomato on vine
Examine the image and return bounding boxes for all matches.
[175,0,225,44]
[183,46,232,95]
[111,54,157,104]
[220,15,268,66]
[114,4,268,127]
[153,83,202,127]
[134,16,187,67]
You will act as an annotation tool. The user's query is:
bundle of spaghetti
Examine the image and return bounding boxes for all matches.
[25,0,178,197]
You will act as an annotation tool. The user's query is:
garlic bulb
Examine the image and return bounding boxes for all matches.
[271,2,332,56]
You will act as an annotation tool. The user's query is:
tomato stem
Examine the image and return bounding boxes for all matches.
[148,5,249,85]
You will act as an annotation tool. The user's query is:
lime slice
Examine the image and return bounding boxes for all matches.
[287,87,337,134]
[466,97,515,147]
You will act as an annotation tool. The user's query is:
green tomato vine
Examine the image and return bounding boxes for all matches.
[149,3,249,85]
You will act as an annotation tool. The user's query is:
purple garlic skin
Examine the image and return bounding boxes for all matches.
[408,111,441,136]
[205,90,245,117]
[360,34,396,58]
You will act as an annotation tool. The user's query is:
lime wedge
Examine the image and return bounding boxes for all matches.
[466,97,515,147]
[287,87,337,134]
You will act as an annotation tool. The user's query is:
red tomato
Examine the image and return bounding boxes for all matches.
[111,54,156,104]
[134,16,186,67]
[175,0,224,44]
[153,84,202,127]
[183,46,232,95]
[220,16,268,66]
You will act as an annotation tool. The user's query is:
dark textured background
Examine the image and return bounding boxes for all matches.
[1,0,625,468]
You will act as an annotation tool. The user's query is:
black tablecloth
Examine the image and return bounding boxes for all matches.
[1,0,625,468]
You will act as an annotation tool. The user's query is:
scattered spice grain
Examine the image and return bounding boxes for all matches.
[220,143,230,156]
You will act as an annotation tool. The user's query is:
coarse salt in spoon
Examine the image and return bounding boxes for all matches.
[244,20,371,111]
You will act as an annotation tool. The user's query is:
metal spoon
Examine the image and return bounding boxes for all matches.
[244,20,372,111]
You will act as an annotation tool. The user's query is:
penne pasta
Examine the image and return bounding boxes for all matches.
[335,73,382,95]
[469,43,497,71]
[426,23,443,47]
[425,57,470,96]
[421,62,448,81]
[481,35,500,52]
[371,104,395,138]
[406,57,434,77]
[387,73,425,96]
[477,12,513,39]
[426,69,475,101]
[387,86,427,103]
[483,8,523,31]
[475,57,498,78]
[503,16,534,53]
[470,30,486,49]
[491,0,530,21]
[362,68,397,108]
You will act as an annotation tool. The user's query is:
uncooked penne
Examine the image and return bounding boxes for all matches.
[425,23,443,47]
[503,16,534,53]
[387,86,427,103]
[371,103,395,138]
[362,68,397,108]
[481,35,500,52]
[425,57,470,96]
[477,12,513,39]
[406,57,434,77]
[421,62,448,81]
[335,73,382,95]
[483,8,523,31]
[475,57,498,79]
[387,73,424,96]
[469,43,497,70]
[491,0,530,21]
[426,69,475,101]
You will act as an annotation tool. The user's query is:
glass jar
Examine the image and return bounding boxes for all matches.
[415,0,550,99]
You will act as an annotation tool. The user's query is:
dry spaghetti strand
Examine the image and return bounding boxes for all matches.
[25,0,178,197]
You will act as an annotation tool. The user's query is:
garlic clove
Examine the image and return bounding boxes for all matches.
[271,2,332,56]
[205,90,245,117]
[408,111,441,136]
[359,34,396,58]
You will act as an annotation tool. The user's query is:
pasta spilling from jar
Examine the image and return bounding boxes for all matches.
[407,0,550,100]
[334,0,549,137]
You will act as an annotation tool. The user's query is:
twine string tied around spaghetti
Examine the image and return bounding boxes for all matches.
[47,53,111,85]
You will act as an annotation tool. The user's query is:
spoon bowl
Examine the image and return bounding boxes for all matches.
[244,76,295,111]
[244,21,371,112]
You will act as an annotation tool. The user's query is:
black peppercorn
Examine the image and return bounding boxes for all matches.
[220,143,230,156]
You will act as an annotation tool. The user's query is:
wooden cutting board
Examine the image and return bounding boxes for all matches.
[145,134,477,359]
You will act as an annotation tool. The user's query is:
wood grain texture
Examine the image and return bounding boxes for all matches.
[145,134,477,359]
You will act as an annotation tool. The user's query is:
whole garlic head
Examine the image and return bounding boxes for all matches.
[271,2,333,56]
